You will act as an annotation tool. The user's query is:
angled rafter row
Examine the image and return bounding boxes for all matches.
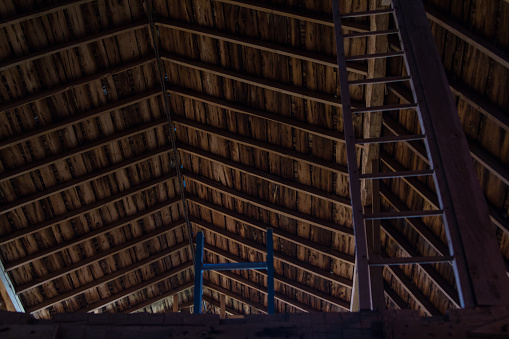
[123,281,194,313]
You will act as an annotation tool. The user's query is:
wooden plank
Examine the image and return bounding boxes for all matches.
[0,118,167,183]
[25,242,189,313]
[204,280,267,314]
[4,197,181,271]
[0,20,149,72]
[161,53,365,108]
[220,294,226,318]
[123,281,194,313]
[175,118,348,175]
[188,196,354,264]
[173,294,179,313]
[185,172,353,236]
[180,144,350,207]
[15,219,186,295]
[156,19,366,75]
[393,0,509,306]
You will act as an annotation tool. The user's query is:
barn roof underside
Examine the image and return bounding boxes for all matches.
[0,0,507,318]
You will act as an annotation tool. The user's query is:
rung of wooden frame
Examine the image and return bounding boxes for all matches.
[364,210,444,220]
[340,9,394,18]
[368,256,454,266]
[355,134,426,144]
[349,75,411,86]
[359,169,434,180]
[352,103,418,113]
[344,29,399,39]
[346,51,405,61]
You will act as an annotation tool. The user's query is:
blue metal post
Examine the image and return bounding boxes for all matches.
[193,231,204,314]
[266,228,275,314]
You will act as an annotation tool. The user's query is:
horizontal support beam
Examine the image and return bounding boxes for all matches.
[161,53,365,108]
[15,219,186,295]
[0,20,149,72]
[0,118,167,184]
[169,87,346,143]
[180,144,351,207]
[0,0,95,29]
[0,56,155,114]
[123,281,195,313]
[0,88,161,151]
[194,217,352,288]
[80,261,193,313]
[185,172,353,236]
[156,19,366,75]
[5,197,181,272]
[26,241,189,313]
[0,146,173,219]
[213,0,369,32]
[175,118,348,175]
[202,262,268,271]
[188,196,354,264]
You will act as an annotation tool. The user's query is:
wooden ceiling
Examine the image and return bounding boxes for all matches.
[0,0,507,319]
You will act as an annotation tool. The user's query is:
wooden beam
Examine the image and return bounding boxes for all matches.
[175,118,348,175]
[0,0,95,29]
[188,196,354,264]
[424,4,509,69]
[204,280,267,314]
[4,197,181,272]
[384,281,408,310]
[15,219,186,295]
[0,56,155,114]
[0,118,167,184]
[193,217,352,288]
[203,295,242,316]
[79,262,193,313]
[161,53,365,108]
[169,87,346,143]
[122,281,194,314]
[173,294,179,313]
[0,146,173,219]
[0,88,161,151]
[0,20,149,72]
[185,172,353,236]
[25,242,189,313]
[213,0,370,32]
[156,19,366,75]
[202,242,350,310]
[220,294,226,318]
[180,144,350,207]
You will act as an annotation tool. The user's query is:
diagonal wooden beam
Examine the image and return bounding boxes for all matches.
[161,53,365,108]
[15,219,186,295]
[0,0,95,29]
[122,281,194,313]
[156,19,367,75]
[0,118,167,184]
[0,88,161,151]
[4,197,181,272]
[25,241,190,313]
[175,118,348,175]
[202,295,242,316]
[185,171,353,236]
[0,171,176,245]
[0,56,155,114]
[180,144,350,207]
[79,261,193,313]
[204,280,267,314]
[0,20,149,72]
[188,196,354,264]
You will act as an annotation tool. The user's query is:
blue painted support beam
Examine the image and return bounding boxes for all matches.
[266,228,275,314]
[193,231,204,314]
[203,262,268,271]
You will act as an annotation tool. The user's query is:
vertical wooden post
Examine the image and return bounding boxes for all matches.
[172,294,179,312]
[220,294,226,319]
[392,0,509,306]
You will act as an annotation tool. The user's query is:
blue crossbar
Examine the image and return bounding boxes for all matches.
[193,228,275,314]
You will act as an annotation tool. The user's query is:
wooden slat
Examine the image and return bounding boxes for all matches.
[156,19,367,75]
[0,118,167,183]
[25,242,190,313]
[4,197,181,271]
[161,53,365,108]
[185,172,353,236]
[0,88,161,151]
[15,219,186,295]
[80,262,193,313]
[180,144,351,207]
[122,281,194,313]
[0,56,155,114]
[204,280,267,314]
[175,118,348,175]
[188,196,354,264]
[0,20,149,72]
